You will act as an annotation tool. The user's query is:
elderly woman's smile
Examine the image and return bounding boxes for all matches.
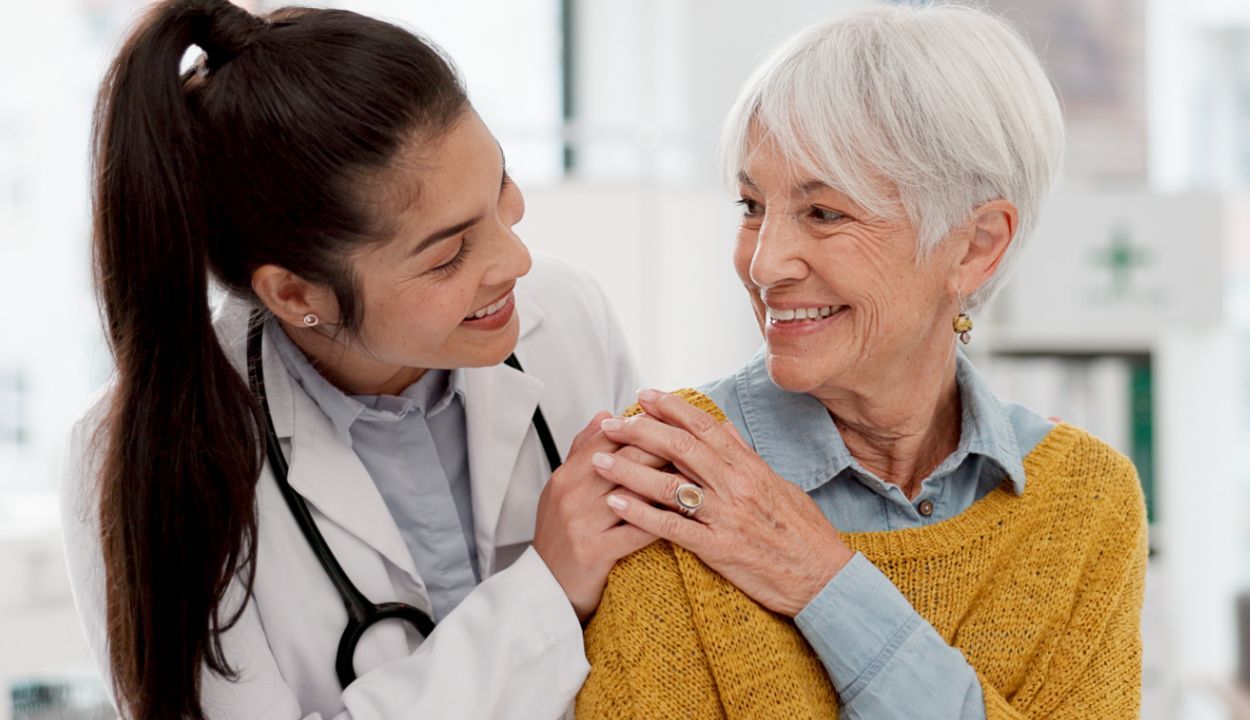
[764,303,847,326]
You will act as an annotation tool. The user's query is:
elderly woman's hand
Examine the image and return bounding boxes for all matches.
[593,389,855,617]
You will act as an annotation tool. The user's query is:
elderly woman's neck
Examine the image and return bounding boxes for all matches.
[817,350,962,500]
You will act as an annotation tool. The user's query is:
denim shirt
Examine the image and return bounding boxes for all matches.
[270,320,479,622]
[700,348,1054,719]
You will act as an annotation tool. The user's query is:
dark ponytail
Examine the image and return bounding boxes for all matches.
[90,1,466,717]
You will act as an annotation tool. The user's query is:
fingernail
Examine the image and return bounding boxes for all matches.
[591,452,615,470]
[600,418,625,432]
[637,388,661,403]
[606,495,628,511]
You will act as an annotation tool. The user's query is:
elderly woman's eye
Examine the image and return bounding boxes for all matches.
[810,207,845,223]
[735,198,762,216]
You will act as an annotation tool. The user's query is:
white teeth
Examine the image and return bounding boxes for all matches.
[468,295,508,320]
[767,305,840,323]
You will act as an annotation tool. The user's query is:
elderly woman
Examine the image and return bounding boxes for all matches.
[576,4,1146,720]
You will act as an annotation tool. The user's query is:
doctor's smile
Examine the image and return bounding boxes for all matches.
[460,290,516,329]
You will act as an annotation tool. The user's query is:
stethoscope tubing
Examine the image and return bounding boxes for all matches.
[244,309,562,688]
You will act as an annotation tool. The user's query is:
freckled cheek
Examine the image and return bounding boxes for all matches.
[428,294,474,336]
[371,286,460,347]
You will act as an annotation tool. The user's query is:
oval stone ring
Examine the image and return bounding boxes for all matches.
[674,482,705,517]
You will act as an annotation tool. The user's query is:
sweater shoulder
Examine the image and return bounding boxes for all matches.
[1027,423,1147,535]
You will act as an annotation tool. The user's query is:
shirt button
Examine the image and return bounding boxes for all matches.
[917,499,935,517]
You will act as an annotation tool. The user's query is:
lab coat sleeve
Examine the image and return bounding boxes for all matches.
[59,404,120,717]
[62,409,590,720]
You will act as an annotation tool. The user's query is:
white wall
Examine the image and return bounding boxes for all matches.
[571,0,873,186]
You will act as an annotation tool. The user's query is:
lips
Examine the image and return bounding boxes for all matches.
[464,290,512,321]
[765,304,848,325]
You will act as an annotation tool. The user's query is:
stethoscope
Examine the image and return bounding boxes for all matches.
[245,309,564,688]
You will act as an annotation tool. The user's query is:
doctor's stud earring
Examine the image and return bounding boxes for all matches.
[953,293,973,345]
[302,313,320,328]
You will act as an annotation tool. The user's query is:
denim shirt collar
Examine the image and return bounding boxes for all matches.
[268,318,465,446]
[735,347,1026,495]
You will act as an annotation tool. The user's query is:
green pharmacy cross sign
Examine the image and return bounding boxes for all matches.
[1092,226,1150,298]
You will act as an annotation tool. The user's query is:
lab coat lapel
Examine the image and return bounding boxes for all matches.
[262,329,423,586]
[464,296,546,575]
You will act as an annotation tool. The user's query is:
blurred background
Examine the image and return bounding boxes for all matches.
[1,0,1248,717]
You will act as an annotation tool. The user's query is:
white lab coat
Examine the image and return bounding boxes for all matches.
[60,256,640,719]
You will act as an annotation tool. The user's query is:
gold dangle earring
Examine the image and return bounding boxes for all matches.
[953,292,973,345]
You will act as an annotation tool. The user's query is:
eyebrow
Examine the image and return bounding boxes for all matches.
[408,144,508,258]
[737,172,833,198]
[409,216,483,257]
[799,180,833,196]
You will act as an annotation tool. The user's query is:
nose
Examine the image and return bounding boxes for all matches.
[486,228,531,288]
[507,232,533,281]
[749,213,808,290]
[489,181,532,284]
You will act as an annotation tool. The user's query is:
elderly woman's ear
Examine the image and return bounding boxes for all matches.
[954,198,1019,297]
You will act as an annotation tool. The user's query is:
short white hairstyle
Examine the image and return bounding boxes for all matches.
[720,3,1065,309]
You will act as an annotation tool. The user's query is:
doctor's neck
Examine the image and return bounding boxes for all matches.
[280,319,428,397]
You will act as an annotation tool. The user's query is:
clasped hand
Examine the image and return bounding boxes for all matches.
[532,411,661,623]
[593,389,854,617]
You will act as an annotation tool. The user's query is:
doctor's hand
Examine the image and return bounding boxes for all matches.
[533,411,661,623]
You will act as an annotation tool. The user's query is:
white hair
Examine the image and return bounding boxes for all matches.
[719,2,1065,309]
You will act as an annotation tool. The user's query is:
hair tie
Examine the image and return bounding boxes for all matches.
[190,1,269,73]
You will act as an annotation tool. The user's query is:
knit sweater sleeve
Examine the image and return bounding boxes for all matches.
[794,552,987,719]
[576,541,841,720]
[980,440,1149,719]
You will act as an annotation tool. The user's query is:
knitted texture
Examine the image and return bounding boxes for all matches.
[621,388,728,423]
[578,394,1148,719]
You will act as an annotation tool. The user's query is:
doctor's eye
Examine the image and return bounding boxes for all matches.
[431,239,472,276]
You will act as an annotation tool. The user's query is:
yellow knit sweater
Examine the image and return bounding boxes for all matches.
[577,393,1148,719]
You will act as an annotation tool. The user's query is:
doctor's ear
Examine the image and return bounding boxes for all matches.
[251,265,340,329]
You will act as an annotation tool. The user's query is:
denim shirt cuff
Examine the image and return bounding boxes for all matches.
[793,551,922,699]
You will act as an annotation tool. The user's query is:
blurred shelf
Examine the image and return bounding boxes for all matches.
[977,323,1160,356]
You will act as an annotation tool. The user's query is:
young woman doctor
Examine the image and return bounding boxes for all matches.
[60,1,658,718]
